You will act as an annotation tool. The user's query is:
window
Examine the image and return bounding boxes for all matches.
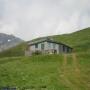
[67,48,70,53]
[41,43,44,50]
[53,43,56,49]
[48,42,52,49]
[48,42,51,48]
[63,45,65,52]
[35,44,38,48]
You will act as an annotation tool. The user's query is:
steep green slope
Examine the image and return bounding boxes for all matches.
[53,28,90,52]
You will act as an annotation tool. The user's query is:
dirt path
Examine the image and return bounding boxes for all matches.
[59,54,78,90]
[72,53,80,74]
[58,53,89,90]
[72,53,90,89]
[63,54,67,70]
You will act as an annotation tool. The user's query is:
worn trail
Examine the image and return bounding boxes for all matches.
[58,53,89,90]
[59,54,78,90]
[72,53,89,89]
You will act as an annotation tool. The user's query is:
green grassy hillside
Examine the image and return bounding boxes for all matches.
[0,53,90,90]
[53,28,90,52]
[0,27,90,90]
[0,43,27,58]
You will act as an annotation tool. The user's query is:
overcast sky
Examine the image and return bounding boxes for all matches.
[0,0,90,40]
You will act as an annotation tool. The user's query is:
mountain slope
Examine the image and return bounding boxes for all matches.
[0,27,89,58]
[0,42,26,57]
[0,33,24,52]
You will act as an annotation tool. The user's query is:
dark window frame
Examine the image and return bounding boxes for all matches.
[63,45,66,52]
[35,44,38,48]
[41,43,44,50]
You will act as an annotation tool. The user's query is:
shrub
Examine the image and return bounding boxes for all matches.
[32,50,42,55]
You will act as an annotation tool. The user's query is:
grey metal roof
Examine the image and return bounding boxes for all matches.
[28,38,48,45]
[28,38,73,49]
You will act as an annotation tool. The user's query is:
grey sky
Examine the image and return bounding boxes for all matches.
[0,0,90,40]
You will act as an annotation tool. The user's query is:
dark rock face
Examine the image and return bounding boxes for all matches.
[0,33,24,52]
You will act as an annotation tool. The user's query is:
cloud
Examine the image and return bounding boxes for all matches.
[0,0,90,40]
